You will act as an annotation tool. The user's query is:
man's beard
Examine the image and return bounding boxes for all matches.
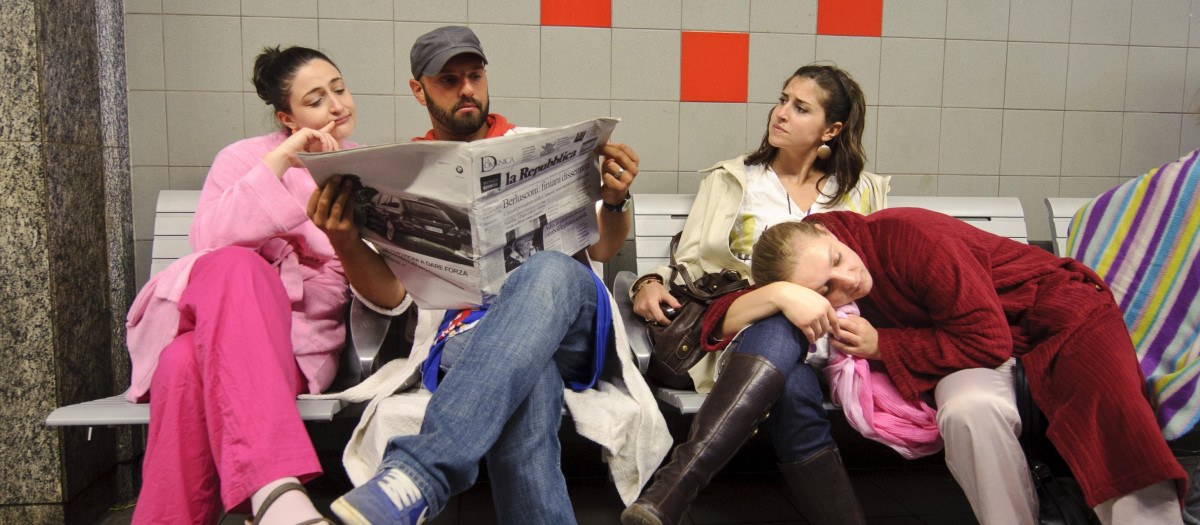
[429,96,490,136]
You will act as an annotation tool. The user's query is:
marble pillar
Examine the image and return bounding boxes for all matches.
[0,0,135,522]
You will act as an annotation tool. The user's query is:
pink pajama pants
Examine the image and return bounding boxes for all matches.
[131,247,322,524]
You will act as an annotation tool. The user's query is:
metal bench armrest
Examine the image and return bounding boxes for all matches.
[614,271,653,374]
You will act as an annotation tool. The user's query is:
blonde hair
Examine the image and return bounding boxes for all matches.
[750,221,828,285]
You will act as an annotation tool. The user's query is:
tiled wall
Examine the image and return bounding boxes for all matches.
[124,0,1200,285]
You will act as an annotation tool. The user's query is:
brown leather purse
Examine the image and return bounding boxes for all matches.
[645,234,750,389]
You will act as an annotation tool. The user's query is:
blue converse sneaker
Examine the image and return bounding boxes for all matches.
[331,468,429,525]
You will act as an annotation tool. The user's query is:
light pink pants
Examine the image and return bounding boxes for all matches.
[131,247,322,524]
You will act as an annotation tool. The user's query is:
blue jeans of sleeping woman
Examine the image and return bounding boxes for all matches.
[728,313,836,463]
[379,251,596,525]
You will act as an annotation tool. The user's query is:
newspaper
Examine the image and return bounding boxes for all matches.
[300,117,619,310]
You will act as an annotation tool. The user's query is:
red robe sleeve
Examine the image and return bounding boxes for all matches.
[700,288,755,352]
[871,225,1014,400]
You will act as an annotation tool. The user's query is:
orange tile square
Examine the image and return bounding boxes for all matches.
[817,0,883,37]
[541,0,611,27]
[680,31,749,103]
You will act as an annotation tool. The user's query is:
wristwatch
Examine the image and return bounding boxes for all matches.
[602,192,632,213]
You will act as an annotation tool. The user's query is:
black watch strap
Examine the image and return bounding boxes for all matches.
[602,193,631,213]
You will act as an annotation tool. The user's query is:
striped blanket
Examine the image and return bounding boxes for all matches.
[1066,148,1200,440]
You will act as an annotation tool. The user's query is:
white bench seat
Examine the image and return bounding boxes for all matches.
[1045,197,1093,256]
[45,395,345,426]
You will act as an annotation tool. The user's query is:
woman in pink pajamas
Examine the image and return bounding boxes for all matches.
[124,46,406,524]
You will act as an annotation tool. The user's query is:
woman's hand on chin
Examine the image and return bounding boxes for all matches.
[265,121,340,177]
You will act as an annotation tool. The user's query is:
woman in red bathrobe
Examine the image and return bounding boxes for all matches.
[705,208,1187,524]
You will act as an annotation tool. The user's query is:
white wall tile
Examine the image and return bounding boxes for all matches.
[631,171,681,194]
[168,166,208,189]
[1065,44,1127,111]
[128,91,168,166]
[319,20,394,95]
[1004,42,1068,110]
[351,94,397,145]
[1130,0,1190,47]
[874,106,941,174]
[135,239,153,289]
[882,0,946,38]
[749,0,817,34]
[163,15,242,91]
[538,99,612,128]
[746,102,773,151]
[468,0,539,25]
[613,0,681,29]
[862,104,878,173]
[242,0,317,17]
[397,92,433,140]
[124,15,164,91]
[132,166,168,240]
[1125,46,1187,112]
[1182,114,1200,155]
[394,0,468,22]
[816,36,881,104]
[165,91,246,166]
[1070,0,1132,45]
[1061,111,1123,176]
[124,0,161,14]
[541,27,610,99]
[878,38,944,107]
[469,24,541,98]
[612,29,680,101]
[678,170,705,193]
[998,175,1057,240]
[243,93,280,137]
[611,100,680,171]
[1192,0,1200,47]
[1185,49,1200,112]
[946,0,1009,41]
[939,108,1002,175]
[938,174,999,196]
[1008,0,1070,42]
[942,40,1006,108]
[162,0,238,15]
[1060,176,1120,197]
[489,97,540,129]
[318,0,391,19]
[240,17,319,92]
[748,33,816,103]
[887,174,938,196]
[678,102,747,171]
[682,0,749,31]
[1000,110,1063,176]
[1121,112,1182,176]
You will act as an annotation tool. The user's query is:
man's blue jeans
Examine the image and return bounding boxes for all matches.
[729,313,836,463]
[380,251,596,524]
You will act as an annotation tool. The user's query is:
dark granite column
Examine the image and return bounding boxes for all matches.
[0,0,136,522]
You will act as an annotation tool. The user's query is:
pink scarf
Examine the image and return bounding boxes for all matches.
[821,303,943,459]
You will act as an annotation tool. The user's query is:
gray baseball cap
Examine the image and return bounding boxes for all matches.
[410,26,488,79]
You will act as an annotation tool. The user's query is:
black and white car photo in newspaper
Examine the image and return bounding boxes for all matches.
[301,117,618,310]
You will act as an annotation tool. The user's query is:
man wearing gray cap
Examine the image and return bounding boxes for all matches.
[332,25,663,525]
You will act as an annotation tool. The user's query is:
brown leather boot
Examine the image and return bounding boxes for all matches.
[779,447,866,525]
[621,353,786,525]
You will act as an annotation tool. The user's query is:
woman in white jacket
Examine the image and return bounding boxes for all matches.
[624,64,888,525]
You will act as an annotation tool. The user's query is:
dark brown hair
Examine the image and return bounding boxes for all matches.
[251,45,337,114]
[744,64,868,205]
[750,221,828,285]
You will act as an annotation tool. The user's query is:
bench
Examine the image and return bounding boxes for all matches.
[45,190,397,428]
[1045,198,1093,257]
[615,195,1030,414]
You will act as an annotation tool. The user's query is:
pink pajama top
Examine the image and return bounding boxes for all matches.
[125,130,356,401]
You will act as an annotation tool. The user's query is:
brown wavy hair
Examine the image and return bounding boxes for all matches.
[744,64,867,205]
